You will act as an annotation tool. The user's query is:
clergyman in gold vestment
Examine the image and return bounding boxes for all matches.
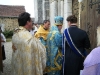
[11,12,46,75]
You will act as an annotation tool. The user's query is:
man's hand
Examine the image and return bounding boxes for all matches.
[12,44,17,52]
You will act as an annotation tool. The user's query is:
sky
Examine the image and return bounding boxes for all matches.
[0,0,35,17]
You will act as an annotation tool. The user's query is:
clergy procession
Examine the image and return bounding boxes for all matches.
[1,0,100,75]
[1,11,100,75]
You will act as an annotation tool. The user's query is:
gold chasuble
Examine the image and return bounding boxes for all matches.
[11,26,46,75]
[35,25,49,40]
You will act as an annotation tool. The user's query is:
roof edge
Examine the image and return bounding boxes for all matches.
[0,16,18,18]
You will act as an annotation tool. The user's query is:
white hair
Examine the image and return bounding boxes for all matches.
[97,26,100,46]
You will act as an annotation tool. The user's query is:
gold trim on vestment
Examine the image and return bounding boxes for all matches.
[46,50,62,72]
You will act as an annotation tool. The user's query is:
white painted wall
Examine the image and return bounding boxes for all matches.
[34,0,38,23]
[61,0,64,17]
[50,0,72,30]
[63,0,72,29]
[43,0,45,20]
[50,0,58,25]
[58,0,61,16]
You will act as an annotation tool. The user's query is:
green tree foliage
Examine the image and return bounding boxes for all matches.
[3,30,13,38]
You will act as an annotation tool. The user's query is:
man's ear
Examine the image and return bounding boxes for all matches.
[27,21,29,24]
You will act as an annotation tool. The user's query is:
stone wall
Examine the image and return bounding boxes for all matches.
[0,17,19,31]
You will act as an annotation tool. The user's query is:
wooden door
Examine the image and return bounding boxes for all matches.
[73,0,100,49]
